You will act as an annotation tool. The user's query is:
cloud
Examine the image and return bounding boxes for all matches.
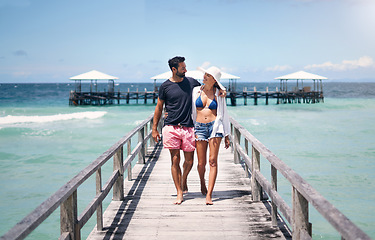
[304,56,375,71]
[13,50,28,57]
[199,61,211,69]
[148,59,161,64]
[265,65,292,72]
[12,71,31,77]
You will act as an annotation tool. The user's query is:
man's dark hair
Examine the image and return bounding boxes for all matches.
[168,56,185,70]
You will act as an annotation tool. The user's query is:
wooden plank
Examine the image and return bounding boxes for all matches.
[87,142,291,240]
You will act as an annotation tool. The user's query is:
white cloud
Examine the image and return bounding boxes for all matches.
[265,65,292,72]
[199,62,211,69]
[12,71,31,77]
[304,56,375,71]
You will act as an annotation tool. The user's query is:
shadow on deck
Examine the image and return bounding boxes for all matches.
[87,142,291,240]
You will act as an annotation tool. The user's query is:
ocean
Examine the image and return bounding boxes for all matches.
[0,81,374,239]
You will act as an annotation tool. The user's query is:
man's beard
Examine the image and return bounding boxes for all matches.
[176,71,185,78]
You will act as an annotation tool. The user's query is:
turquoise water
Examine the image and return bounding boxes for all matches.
[231,98,375,239]
[0,82,374,239]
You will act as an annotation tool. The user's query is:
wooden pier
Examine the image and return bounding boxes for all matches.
[68,70,326,106]
[87,140,291,240]
[69,88,324,106]
[229,87,323,106]
[69,89,158,106]
[1,114,370,240]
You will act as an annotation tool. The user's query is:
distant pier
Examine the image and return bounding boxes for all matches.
[68,69,326,106]
[69,87,324,106]
[69,88,158,106]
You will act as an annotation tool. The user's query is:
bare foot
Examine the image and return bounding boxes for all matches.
[182,182,188,194]
[206,197,213,205]
[174,194,184,205]
[200,183,207,195]
[174,198,184,205]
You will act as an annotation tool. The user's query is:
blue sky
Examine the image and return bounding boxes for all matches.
[1,0,375,83]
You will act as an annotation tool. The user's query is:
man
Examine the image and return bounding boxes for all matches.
[152,56,200,205]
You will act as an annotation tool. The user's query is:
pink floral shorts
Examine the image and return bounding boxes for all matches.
[162,125,196,152]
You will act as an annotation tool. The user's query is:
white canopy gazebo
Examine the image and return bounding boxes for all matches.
[70,70,119,93]
[275,71,327,92]
[150,69,240,91]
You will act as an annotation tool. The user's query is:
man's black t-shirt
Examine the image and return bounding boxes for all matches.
[158,77,200,127]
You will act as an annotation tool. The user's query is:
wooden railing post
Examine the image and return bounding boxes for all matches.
[60,190,79,240]
[127,140,132,181]
[96,168,103,230]
[244,139,250,177]
[271,165,278,226]
[251,146,262,201]
[233,127,241,164]
[150,118,155,148]
[138,127,145,164]
[230,122,234,153]
[144,122,149,151]
[292,187,311,239]
[113,146,124,201]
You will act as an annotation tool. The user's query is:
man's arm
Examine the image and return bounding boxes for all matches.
[152,97,164,142]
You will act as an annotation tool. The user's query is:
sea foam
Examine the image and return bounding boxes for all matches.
[0,111,107,125]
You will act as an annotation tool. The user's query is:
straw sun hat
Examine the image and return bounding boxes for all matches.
[198,66,226,91]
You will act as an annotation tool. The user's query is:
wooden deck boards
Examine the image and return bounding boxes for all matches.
[87,142,291,240]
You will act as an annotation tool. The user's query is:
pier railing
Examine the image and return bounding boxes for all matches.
[230,116,371,240]
[2,114,370,240]
[0,113,160,240]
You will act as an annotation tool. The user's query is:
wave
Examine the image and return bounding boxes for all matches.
[0,111,107,125]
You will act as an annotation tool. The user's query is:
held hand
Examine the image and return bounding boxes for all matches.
[152,129,161,142]
[224,136,230,149]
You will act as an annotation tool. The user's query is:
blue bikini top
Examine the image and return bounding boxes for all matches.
[195,93,218,110]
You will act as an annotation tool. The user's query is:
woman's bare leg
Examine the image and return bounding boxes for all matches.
[206,137,222,205]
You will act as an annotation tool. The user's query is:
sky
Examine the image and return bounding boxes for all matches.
[0,0,375,83]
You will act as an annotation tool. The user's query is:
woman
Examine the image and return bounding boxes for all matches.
[192,66,231,205]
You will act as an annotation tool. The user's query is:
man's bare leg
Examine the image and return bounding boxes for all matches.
[181,151,194,194]
[169,149,184,204]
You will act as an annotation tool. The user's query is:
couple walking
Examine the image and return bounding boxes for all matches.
[152,56,230,205]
